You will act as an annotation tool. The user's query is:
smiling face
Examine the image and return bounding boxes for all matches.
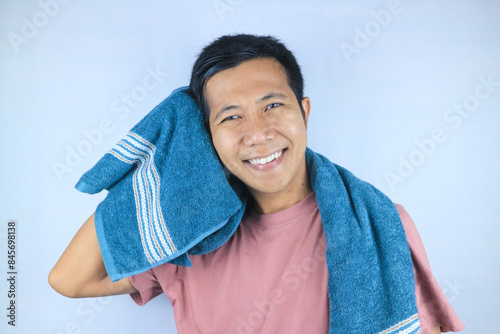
[205,57,312,213]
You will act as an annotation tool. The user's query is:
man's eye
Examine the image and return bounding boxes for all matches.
[221,115,240,123]
[266,103,281,110]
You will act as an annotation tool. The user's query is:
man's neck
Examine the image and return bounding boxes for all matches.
[249,177,313,215]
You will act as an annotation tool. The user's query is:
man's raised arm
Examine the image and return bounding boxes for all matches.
[48,214,137,298]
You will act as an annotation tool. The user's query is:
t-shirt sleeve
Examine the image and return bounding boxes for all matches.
[129,262,178,306]
[396,204,465,334]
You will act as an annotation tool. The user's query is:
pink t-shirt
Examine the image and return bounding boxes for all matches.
[130,192,464,334]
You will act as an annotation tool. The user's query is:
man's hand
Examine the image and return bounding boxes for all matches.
[48,213,138,298]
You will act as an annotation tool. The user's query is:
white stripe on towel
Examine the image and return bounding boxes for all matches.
[109,132,177,264]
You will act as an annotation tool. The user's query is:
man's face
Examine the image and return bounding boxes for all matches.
[205,58,311,201]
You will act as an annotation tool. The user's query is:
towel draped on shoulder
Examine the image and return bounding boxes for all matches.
[76,87,421,333]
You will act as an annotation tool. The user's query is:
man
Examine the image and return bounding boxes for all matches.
[49,34,463,333]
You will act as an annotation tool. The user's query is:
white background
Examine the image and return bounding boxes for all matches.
[1,0,499,333]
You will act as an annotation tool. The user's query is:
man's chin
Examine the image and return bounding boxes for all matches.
[245,182,286,197]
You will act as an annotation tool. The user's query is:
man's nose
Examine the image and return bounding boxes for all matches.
[242,113,275,146]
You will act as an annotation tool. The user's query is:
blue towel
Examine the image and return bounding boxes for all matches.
[76,87,421,333]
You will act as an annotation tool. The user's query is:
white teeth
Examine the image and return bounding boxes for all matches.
[248,150,283,165]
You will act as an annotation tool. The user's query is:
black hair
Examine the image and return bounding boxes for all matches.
[189,34,304,133]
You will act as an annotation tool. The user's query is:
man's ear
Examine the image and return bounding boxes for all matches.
[301,97,311,128]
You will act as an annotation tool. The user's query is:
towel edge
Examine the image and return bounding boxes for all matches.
[75,179,100,194]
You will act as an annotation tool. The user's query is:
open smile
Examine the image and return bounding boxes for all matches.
[244,149,286,171]
[247,149,284,165]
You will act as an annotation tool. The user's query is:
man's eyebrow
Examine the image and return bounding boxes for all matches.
[258,92,288,102]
